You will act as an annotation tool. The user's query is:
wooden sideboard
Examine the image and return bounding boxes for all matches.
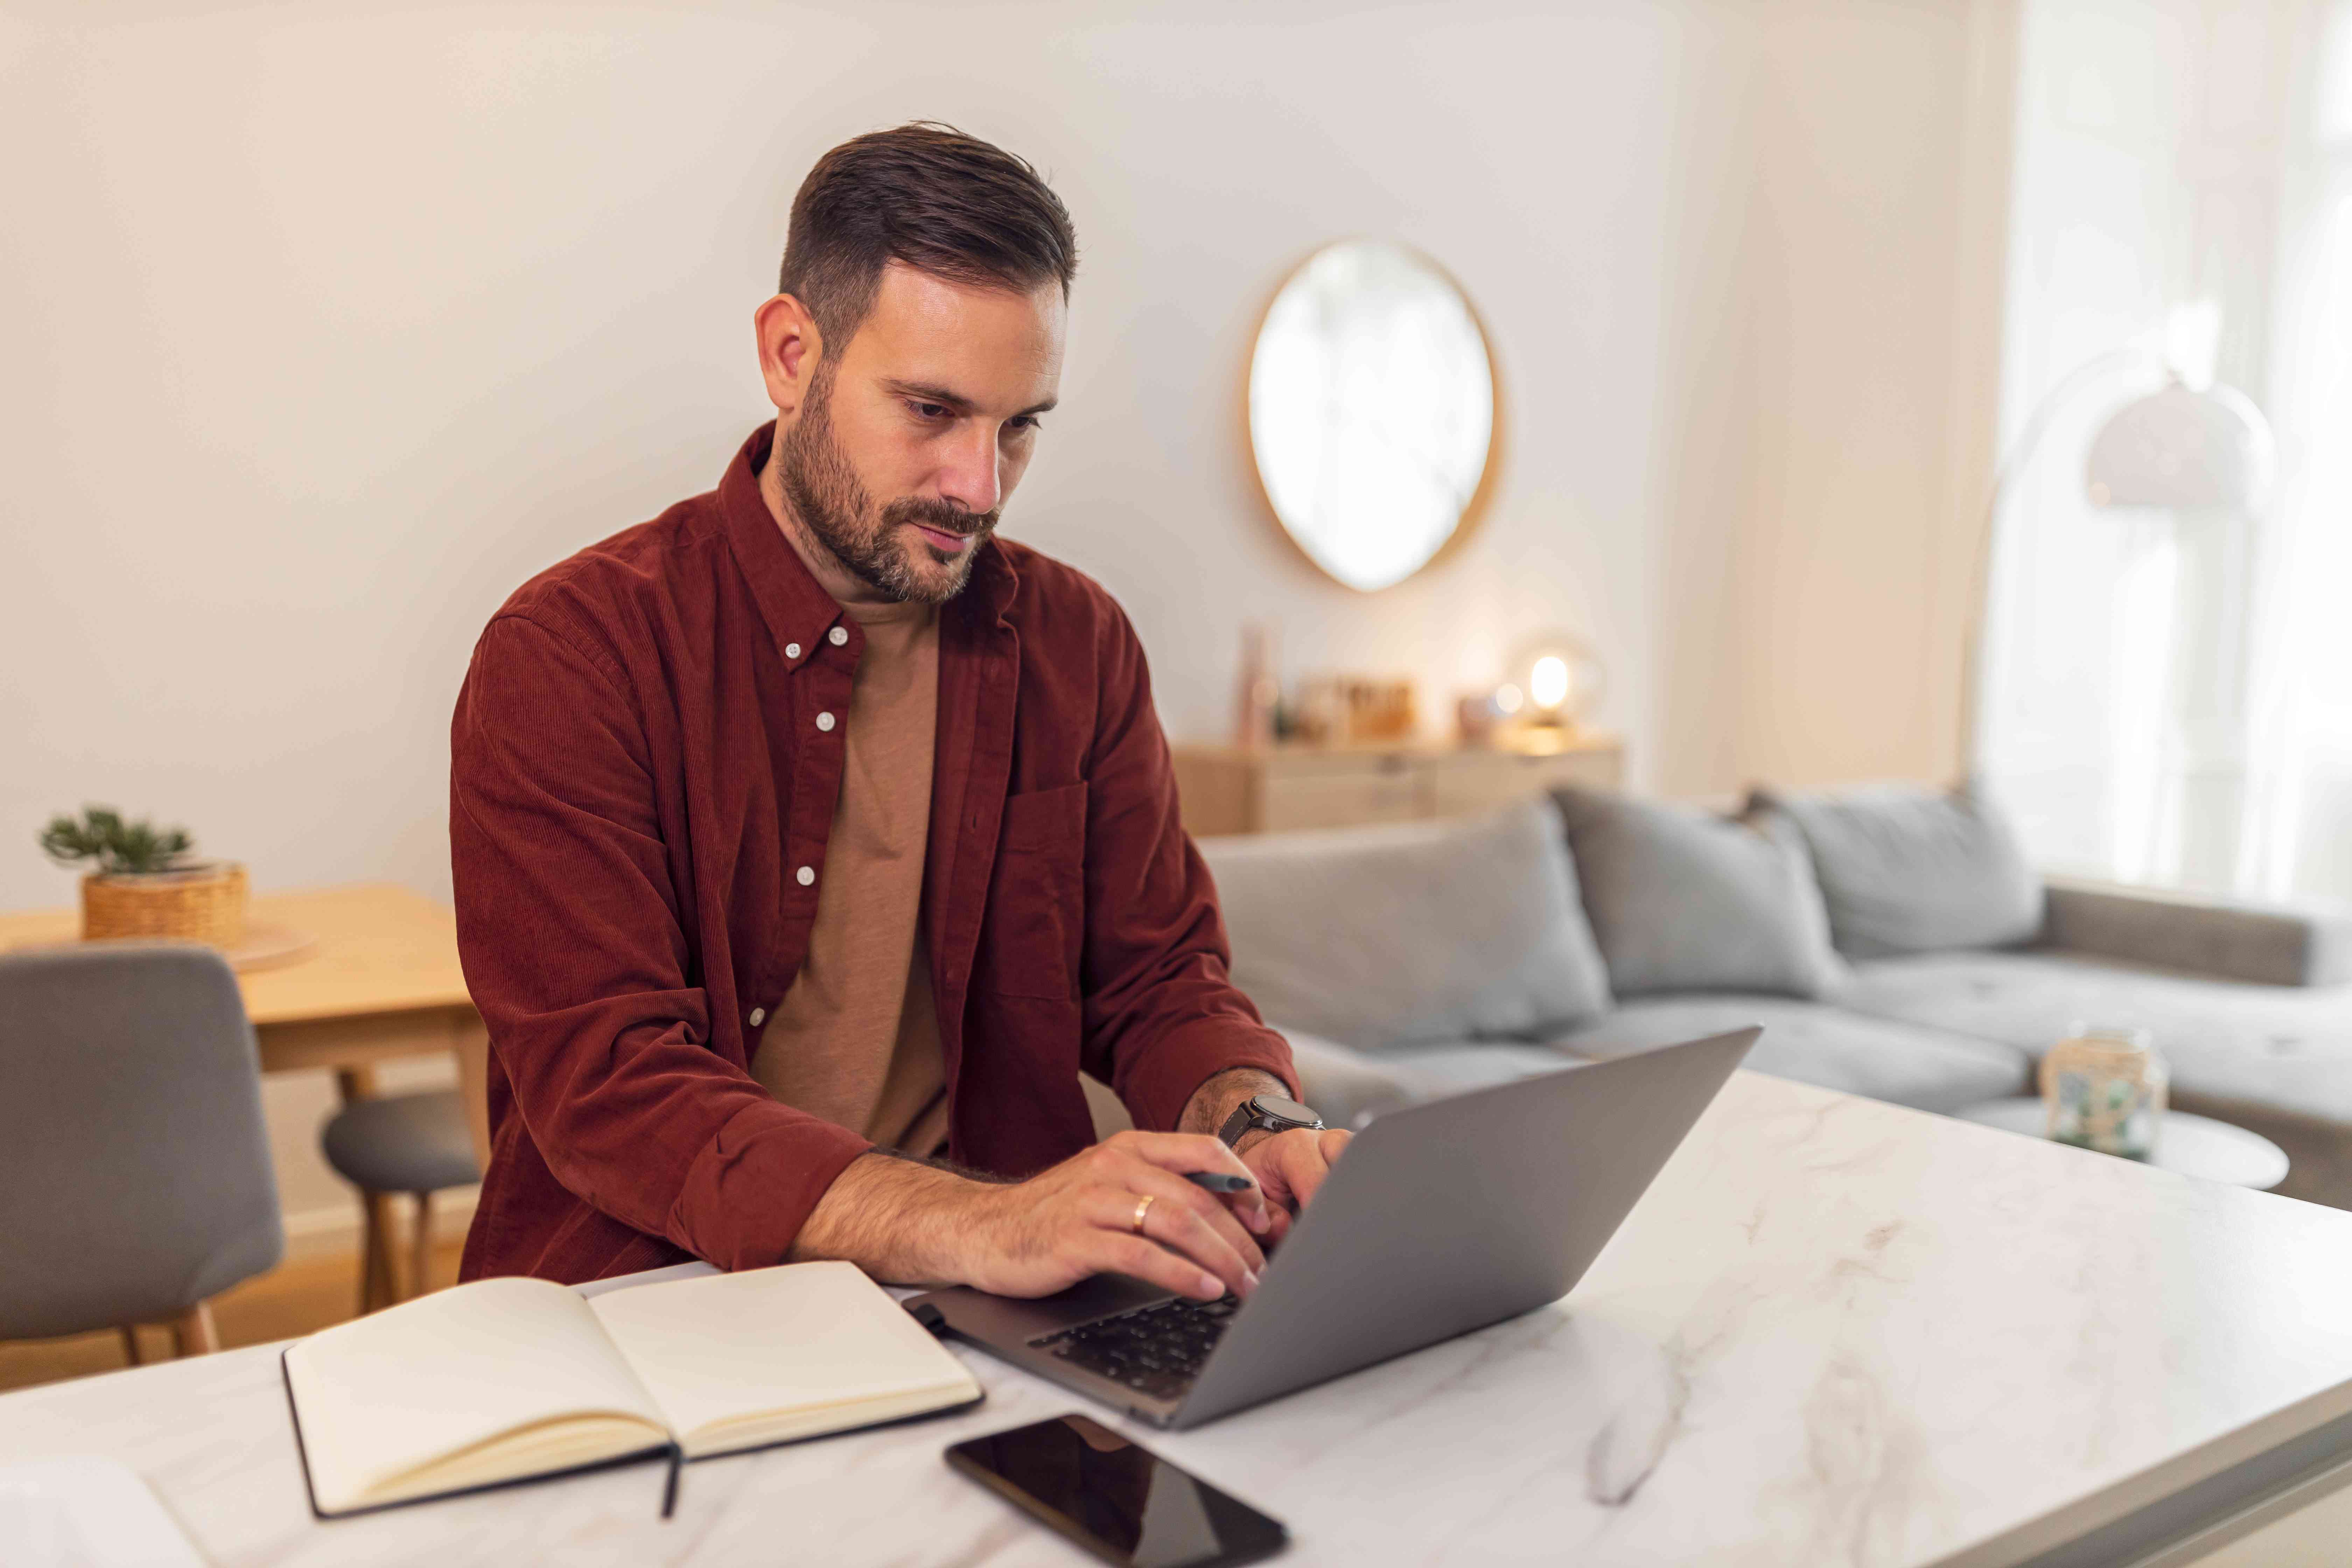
[1172,734,1623,836]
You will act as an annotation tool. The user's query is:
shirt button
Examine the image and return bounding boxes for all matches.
[796,865,816,887]
[748,1007,766,1027]
[784,642,802,659]
[816,711,836,732]
[828,626,849,646]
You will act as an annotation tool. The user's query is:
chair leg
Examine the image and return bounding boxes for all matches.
[119,1325,146,1366]
[169,1302,219,1357]
[410,1190,436,1299]
[359,1189,398,1314]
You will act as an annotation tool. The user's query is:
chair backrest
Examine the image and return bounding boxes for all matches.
[0,943,283,1339]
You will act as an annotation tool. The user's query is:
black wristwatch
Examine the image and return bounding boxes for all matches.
[1218,1092,1326,1148]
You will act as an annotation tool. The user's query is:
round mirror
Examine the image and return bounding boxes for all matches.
[1247,240,1496,592]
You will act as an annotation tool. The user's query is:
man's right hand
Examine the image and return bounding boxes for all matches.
[788,1131,1272,1302]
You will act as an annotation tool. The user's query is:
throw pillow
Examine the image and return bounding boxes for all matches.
[1196,795,1612,1050]
[1275,1027,1448,1130]
[1549,786,1847,999]
[1747,780,2044,958]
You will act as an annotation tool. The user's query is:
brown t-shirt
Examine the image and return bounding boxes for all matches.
[751,595,948,1156]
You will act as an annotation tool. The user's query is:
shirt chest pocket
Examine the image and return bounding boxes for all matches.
[977,782,1087,1001]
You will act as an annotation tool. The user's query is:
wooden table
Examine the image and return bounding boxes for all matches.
[0,884,490,1164]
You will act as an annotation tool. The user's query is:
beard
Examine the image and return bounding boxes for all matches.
[774,369,999,605]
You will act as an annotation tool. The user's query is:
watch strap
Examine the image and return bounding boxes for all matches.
[1218,1093,1326,1147]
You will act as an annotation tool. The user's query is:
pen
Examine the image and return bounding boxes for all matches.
[1184,1171,1255,1194]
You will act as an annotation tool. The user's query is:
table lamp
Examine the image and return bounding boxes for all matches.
[1496,632,1605,751]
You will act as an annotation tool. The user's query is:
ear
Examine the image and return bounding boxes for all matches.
[753,294,824,418]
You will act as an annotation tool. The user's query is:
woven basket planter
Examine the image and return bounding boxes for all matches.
[81,862,248,948]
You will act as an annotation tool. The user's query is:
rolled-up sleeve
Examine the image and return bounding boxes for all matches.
[1077,610,1298,1131]
[450,612,869,1269]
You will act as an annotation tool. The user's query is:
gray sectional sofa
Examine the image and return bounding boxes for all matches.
[1196,786,2352,1210]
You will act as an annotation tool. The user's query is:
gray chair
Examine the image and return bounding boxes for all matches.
[321,1088,478,1310]
[0,943,284,1362]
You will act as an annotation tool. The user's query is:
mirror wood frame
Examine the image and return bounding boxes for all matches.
[1240,239,1506,594]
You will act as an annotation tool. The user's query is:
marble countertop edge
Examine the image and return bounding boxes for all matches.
[1931,1352,2352,1565]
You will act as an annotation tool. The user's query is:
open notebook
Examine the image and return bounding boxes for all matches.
[281,1261,982,1518]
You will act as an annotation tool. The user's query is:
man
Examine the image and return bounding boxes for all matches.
[451,123,1347,1306]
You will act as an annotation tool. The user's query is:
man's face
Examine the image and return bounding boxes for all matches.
[774,263,1065,604]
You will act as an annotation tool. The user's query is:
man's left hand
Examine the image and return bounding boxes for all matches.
[1234,1127,1352,1244]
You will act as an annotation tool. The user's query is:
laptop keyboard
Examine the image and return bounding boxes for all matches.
[1029,1295,1242,1401]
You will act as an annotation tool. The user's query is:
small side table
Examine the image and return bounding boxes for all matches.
[1956,1098,2290,1190]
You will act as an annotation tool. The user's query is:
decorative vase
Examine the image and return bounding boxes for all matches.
[1234,624,1279,749]
[2040,1023,2165,1160]
[80,862,249,949]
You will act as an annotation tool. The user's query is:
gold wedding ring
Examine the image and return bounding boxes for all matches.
[1130,1193,1156,1236]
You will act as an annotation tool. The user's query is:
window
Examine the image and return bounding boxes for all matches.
[1980,0,2352,903]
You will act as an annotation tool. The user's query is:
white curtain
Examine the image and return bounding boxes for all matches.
[2239,4,2352,899]
[1981,0,2352,904]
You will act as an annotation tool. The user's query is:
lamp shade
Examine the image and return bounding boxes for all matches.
[2084,381,2275,512]
[1503,632,1605,728]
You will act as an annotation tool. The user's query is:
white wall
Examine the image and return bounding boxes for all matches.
[3,0,1741,915]
[0,0,2004,1234]
[1695,0,2017,794]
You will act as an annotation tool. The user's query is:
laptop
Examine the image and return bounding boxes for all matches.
[908,1028,1757,1429]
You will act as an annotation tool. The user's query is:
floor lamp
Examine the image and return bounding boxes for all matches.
[1956,358,2277,778]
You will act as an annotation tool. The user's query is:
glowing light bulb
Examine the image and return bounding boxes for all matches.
[1530,655,1570,712]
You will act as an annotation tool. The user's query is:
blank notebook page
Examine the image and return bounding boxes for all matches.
[284,1276,666,1511]
[586,1261,978,1452]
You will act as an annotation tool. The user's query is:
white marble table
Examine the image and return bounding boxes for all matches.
[12,1071,2352,1566]
[1956,1097,2292,1190]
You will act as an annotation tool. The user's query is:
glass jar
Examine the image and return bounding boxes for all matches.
[2040,1023,2166,1160]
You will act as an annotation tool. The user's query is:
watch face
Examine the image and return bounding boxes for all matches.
[1252,1094,1319,1125]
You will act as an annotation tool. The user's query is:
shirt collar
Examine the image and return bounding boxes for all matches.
[718,421,1019,660]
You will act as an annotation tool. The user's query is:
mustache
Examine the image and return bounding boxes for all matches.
[886,496,998,538]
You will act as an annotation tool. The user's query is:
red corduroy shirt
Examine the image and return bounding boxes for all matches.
[450,423,1297,1284]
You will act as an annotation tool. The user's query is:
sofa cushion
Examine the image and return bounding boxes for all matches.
[1282,1030,1588,1128]
[1550,787,1845,999]
[1841,952,2352,1123]
[1372,1041,1587,1093]
[1198,796,1611,1050]
[1549,995,2032,1113]
[1750,782,2043,958]
[1277,1027,1452,1131]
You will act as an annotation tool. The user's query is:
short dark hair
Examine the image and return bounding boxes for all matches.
[779,122,1078,347]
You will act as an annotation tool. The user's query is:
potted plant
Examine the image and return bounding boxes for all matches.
[39,806,247,948]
